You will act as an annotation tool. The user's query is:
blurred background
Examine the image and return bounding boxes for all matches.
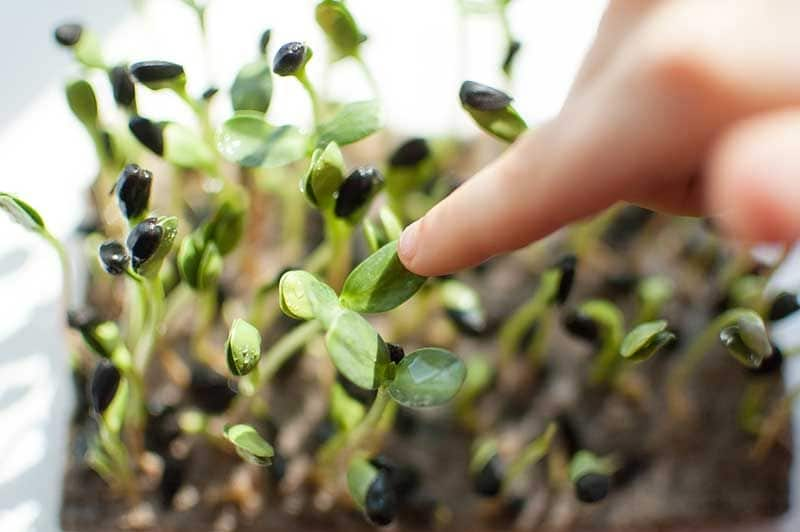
[1,1,799,531]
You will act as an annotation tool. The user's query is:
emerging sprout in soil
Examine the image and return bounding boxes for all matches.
[569,450,612,504]
[223,424,274,466]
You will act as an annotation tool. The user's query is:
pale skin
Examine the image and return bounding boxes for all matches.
[399,0,800,276]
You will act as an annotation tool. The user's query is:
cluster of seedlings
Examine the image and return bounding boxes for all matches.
[1,0,797,529]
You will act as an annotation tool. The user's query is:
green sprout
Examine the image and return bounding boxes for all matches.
[459,81,527,142]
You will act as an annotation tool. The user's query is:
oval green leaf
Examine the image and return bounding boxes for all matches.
[340,241,427,313]
[315,0,366,59]
[464,105,527,143]
[66,79,98,127]
[223,424,274,466]
[163,122,215,169]
[226,318,262,376]
[620,320,675,362]
[0,193,45,233]
[317,100,382,147]
[217,111,273,167]
[231,59,273,114]
[325,309,392,390]
[279,270,341,326]
[301,141,345,209]
[387,348,466,408]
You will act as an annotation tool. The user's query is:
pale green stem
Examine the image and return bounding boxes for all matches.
[321,385,392,466]
[499,268,559,364]
[296,69,322,129]
[43,230,73,312]
[253,320,324,388]
[502,423,557,493]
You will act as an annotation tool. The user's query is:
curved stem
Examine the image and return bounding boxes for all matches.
[255,320,324,387]
[43,230,73,313]
[296,69,322,129]
[502,422,557,493]
[320,385,392,466]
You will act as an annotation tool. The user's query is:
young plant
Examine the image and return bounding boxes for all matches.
[459,80,527,142]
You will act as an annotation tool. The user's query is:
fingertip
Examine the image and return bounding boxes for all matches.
[707,111,800,243]
[398,220,421,273]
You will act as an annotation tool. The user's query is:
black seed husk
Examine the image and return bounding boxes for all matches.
[556,414,582,458]
[201,86,219,100]
[459,81,513,111]
[129,116,164,155]
[115,163,152,220]
[90,360,121,414]
[273,42,308,76]
[130,60,184,83]
[335,167,383,218]
[99,240,130,275]
[268,451,287,483]
[554,254,577,305]
[769,291,800,322]
[189,365,237,414]
[369,456,421,502]
[563,310,599,343]
[54,23,83,47]
[365,471,397,526]
[748,343,784,376]
[387,343,405,364]
[502,40,522,75]
[127,217,163,270]
[473,454,504,497]
[389,138,430,167]
[109,65,136,107]
[575,472,610,503]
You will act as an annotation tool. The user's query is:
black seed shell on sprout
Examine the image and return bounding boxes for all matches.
[748,343,784,376]
[144,404,180,453]
[127,217,163,270]
[459,81,513,111]
[160,457,186,509]
[769,292,800,322]
[365,470,398,526]
[370,456,421,502]
[446,309,487,337]
[575,472,610,503]
[268,451,287,483]
[54,23,83,47]
[563,310,599,343]
[259,29,272,55]
[389,138,430,167]
[554,254,577,305]
[130,60,185,83]
[334,167,383,218]
[556,414,582,458]
[473,454,504,497]
[502,40,522,74]
[115,163,152,220]
[387,343,405,364]
[189,365,237,414]
[109,66,136,107]
[90,360,121,414]
[273,42,308,76]
[201,86,219,100]
[129,116,164,155]
[99,240,130,275]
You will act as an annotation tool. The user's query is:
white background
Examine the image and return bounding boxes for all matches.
[0,1,797,531]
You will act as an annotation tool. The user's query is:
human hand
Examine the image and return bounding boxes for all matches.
[399,0,800,276]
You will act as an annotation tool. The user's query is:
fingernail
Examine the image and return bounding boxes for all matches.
[398,220,420,266]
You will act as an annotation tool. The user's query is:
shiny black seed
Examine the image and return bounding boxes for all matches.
[54,23,83,47]
[259,29,272,55]
[129,116,164,155]
[575,472,610,503]
[502,40,522,75]
[563,310,599,343]
[115,164,152,220]
[130,60,184,83]
[389,138,430,167]
[769,292,800,322]
[160,457,186,509]
[446,309,486,337]
[273,42,308,76]
[334,167,383,218]
[459,81,513,111]
[602,205,654,249]
[145,404,181,453]
[365,471,397,526]
[268,451,287,483]
[109,66,136,107]
[748,343,784,376]
[99,240,130,275]
[201,86,219,100]
[370,456,420,502]
[127,217,163,270]
[189,365,237,414]
[90,360,121,414]
[554,254,577,305]
[473,454,504,497]
[387,343,405,364]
